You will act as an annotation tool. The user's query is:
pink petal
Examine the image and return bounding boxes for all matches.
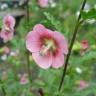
[26,31,41,52]
[20,76,29,85]
[33,24,46,35]
[81,40,89,50]
[53,31,68,55]
[79,80,88,90]
[3,46,10,54]
[26,41,41,53]
[32,52,52,69]
[52,53,64,69]
[0,29,14,43]
[38,0,48,8]
[3,15,15,28]
[26,31,40,42]
[33,24,53,40]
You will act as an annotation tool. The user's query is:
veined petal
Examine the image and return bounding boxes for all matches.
[33,24,53,40]
[53,31,68,55]
[26,40,41,53]
[26,31,40,42]
[0,29,14,43]
[26,31,42,52]
[33,24,46,34]
[52,53,64,69]
[32,52,52,69]
[3,15,15,28]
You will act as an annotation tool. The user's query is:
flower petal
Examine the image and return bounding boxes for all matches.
[26,31,42,52]
[26,31,40,42]
[38,0,48,8]
[26,41,41,53]
[33,24,53,39]
[32,52,52,69]
[33,24,46,34]
[3,15,15,28]
[52,53,64,69]
[53,31,68,55]
[0,29,14,43]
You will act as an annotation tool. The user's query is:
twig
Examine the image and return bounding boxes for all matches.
[26,51,32,82]
[26,0,29,23]
[26,0,32,83]
[58,0,87,91]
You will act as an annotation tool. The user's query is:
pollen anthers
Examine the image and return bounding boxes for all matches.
[4,19,11,32]
[40,38,57,56]
[5,26,10,32]
[5,20,11,27]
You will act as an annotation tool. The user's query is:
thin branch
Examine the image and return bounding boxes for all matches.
[26,51,32,82]
[26,0,30,23]
[26,0,32,83]
[58,0,87,91]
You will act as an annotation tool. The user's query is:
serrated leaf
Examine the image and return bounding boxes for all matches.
[44,12,63,31]
[81,8,96,20]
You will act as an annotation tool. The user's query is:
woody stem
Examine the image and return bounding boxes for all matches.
[26,0,32,83]
[58,0,87,91]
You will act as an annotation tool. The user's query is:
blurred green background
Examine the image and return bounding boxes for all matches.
[0,0,96,96]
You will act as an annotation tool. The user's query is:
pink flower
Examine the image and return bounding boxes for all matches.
[10,49,19,57]
[3,46,10,54]
[20,74,29,85]
[26,24,68,69]
[81,40,89,50]
[0,15,15,43]
[3,15,15,29]
[0,29,14,43]
[79,80,88,90]
[38,0,49,8]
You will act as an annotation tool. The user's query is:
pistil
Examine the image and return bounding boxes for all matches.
[40,39,56,56]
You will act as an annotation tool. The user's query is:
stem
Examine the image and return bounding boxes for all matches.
[26,0,29,23]
[26,51,32,82]
[26,0,32,82]
[12,64,18,81]
[58,0,87,91]
[0,79,6,96]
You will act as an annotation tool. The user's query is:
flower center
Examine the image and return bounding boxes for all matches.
[40,38,57,56]
[5,20,10,27]
[5,20,11,32]
[5,26,10,32]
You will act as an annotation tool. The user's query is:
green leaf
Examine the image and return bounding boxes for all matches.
[0,17,3,28]
[44,12,63,32]
[81,8,96,20]
[72,41,81,51]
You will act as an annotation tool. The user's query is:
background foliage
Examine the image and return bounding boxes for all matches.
[0,0,96,96]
